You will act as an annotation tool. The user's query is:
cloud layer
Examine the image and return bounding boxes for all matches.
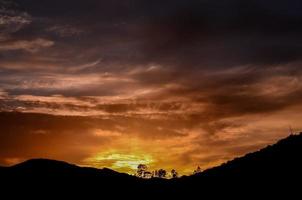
[1,0,302,174]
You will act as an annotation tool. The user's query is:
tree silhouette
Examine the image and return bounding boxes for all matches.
[171,169,178,178]
[152,170,158,178]
[158,169,167,178]
[193,166,202,174]
[137,164,148,178]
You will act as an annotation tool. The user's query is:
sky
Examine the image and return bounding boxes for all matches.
[1,0,302,175]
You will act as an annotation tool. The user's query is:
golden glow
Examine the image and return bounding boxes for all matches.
[85,151,154,174]
[1,107,300,175]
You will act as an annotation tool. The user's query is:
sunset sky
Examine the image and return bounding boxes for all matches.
[1,0,302,175]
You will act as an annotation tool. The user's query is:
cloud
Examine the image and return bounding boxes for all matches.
[0,89,8,99]
[0,38,54,52]
[46,25,84,37]
[0,3,31,40]
[0,11,31,28]
[67,59,102,72]
[1,103,302,174]
[1,63,302,119]
[3,0,299,70]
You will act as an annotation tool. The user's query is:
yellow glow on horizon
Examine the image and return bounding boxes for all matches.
[85,151,154,174]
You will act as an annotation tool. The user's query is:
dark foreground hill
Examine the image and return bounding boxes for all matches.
[1,133,302,197]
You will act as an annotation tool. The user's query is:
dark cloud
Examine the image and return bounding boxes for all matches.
[0,0,300,69]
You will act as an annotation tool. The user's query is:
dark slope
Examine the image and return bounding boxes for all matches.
[1,133,302,197]
[200,133,302,179]
[8,158,131,178]
[2,158,140,187]
[175,133,302,196]
[0,158,145,197]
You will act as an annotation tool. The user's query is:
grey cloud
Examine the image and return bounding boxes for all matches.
[46,25,84,37]
[2,0,299,71]
[0,6,31,40]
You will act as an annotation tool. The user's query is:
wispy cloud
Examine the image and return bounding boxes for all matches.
[0,4,31,40]
[46,25,84,37]
[0,38,54,52]
[0,89,8,99]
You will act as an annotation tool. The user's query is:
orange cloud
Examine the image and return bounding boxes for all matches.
[0,38,54,52]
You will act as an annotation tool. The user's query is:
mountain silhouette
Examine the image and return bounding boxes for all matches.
[7,159,131,178]
[175,133,302,196]
[200,133,302,179]
[1,133,302,198]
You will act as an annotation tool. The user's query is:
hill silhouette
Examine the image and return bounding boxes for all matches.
[176,133,302,196]
[1,133,302,197]
[7,159,131,178]
[200,133,302,179]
